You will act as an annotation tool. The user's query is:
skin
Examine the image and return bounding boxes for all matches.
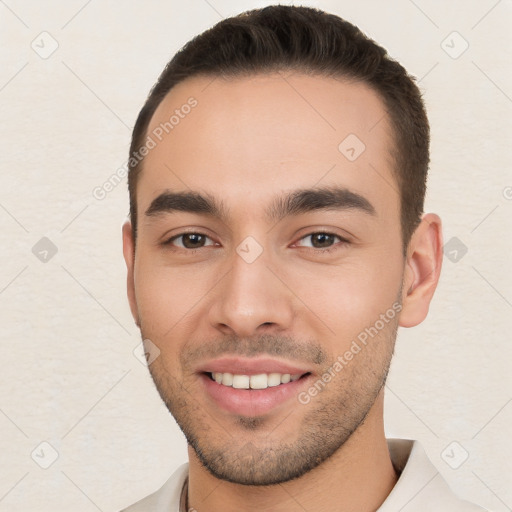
[122,72,443,512]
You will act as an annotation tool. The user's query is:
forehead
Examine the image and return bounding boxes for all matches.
[138,72,398,224]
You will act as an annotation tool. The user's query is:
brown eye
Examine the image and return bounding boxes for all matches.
[294,232,350,255]
[309,233,337,248]
[166,233,215,249]
[181,233,206,248]
[297,232,341,249]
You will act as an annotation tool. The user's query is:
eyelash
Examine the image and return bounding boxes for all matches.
[162,231,349,254]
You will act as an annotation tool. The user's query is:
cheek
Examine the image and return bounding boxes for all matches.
[133,254,219,335]
[284,252,403,343]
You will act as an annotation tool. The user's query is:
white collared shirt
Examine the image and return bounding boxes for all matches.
[120,439,489,511]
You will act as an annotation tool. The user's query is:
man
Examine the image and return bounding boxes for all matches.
[121,5,487,511]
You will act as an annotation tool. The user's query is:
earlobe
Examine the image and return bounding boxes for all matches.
[399,213,443,328]
[122,219,140,327]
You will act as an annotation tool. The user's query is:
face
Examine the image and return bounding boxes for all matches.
[124,72,407,485]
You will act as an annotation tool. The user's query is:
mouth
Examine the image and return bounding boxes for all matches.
[206,371,308,389]
[197,358,314,417]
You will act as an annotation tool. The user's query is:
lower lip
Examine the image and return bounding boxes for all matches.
[200,373,310,417]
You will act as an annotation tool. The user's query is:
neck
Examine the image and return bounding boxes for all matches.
[186,391,397,512]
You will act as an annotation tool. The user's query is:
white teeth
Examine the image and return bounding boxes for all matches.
[232,374,250,389]
[250,373,268,389]
[267,373,281,387]
[221,372,233,386]
[210,372,302,389]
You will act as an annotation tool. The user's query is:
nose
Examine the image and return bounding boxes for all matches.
[207,245,295,338]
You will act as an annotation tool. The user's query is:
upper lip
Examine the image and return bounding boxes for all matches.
[196,357,312,376]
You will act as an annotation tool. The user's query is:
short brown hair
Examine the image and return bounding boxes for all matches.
[128,5,429,248]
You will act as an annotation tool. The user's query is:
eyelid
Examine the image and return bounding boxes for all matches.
[163,230,217,248]
[293,231,350,249]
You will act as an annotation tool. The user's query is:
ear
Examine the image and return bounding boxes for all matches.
[399,213,443,328]
[122,219,140,327]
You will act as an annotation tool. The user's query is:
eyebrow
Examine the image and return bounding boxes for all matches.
[144,186,376,223]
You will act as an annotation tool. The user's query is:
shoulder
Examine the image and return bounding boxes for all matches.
[380,439,489,512]
[119,463,189,512]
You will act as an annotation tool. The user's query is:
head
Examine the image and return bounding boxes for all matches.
[122,5,442,486]
[128,5,430,250]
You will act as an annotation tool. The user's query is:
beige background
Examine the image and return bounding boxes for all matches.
[0,0,511,510]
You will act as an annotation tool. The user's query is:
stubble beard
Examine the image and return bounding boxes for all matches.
[142,313,398,486]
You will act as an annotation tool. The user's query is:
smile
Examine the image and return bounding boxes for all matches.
[209,372,303,389]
